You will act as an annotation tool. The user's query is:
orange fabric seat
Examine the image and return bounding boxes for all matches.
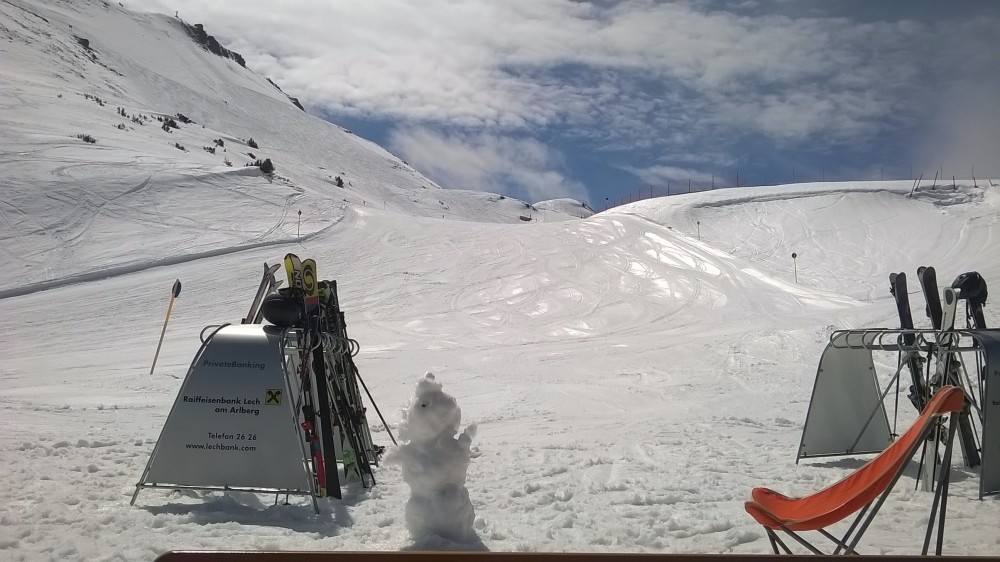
[745,386,965,554]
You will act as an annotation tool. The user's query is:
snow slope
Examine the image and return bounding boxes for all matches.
[2,1,1000,559]
[0,0,587,293]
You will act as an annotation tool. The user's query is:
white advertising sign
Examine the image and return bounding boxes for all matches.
[143,324,311,491]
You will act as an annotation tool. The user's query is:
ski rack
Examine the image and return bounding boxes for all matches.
[244,257,389,496]
[133,262,390,514]
[799,326,1000,499]
[827,328,984,354]
[278,325,384,497]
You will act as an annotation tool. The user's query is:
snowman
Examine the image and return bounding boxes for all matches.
[388,373,477,543]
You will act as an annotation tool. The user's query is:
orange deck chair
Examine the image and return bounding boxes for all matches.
[745,385,965,556]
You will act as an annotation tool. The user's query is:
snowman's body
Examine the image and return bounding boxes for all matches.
[389,373,477,542]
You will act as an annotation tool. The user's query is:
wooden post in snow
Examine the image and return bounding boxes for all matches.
[150,280,182,376]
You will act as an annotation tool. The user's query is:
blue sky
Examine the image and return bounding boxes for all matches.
[127,0,1000,208]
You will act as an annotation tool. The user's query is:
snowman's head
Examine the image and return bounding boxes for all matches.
[399,373,462,443]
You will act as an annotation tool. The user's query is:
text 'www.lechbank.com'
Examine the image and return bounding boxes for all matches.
[184,442,257,452]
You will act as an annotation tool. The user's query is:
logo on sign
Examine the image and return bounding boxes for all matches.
[266,389,282,405]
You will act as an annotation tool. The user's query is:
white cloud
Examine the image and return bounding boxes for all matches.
[626,164,715,185]
[124,0,1000,178]
[387,129,587,203]
[125,1,931,137]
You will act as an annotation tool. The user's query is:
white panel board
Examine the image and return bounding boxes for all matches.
[142,324,311,491]
[798,337,892,459]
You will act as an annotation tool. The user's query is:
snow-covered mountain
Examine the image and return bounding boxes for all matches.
[0,0,590,293]
[2,1,999,559]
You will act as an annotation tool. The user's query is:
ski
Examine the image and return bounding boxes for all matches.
[282,253,308,324]
[917,266,943,330]
[324,353,376,486]
[311,332,342,499]
[300,387,329,498]
[937,287,981,468]
[302,258,320,314]
[889,272,927,411]
[243,262,282,324]
[284,253,304,292]
[941,287,957,335]
[889,272,916,344]
[321,278,380,484]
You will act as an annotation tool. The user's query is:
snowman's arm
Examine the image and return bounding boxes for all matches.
[459,423,477,446]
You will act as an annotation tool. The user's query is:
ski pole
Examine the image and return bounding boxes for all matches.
[353,365,397,446]
[149,279,182,376]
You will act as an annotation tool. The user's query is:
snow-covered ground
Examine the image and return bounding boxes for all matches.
[2,1,1000,559]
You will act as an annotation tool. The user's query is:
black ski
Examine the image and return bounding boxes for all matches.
[311,330,342,498]
[889,272,927,411]
[890,272,916,344]
[917,266,943,329]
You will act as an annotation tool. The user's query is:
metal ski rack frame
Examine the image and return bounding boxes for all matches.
[279,322,382,493]
[134,262,389,515]
[799,327,1000,499]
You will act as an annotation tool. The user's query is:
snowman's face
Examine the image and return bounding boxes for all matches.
[401,389,461,442]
